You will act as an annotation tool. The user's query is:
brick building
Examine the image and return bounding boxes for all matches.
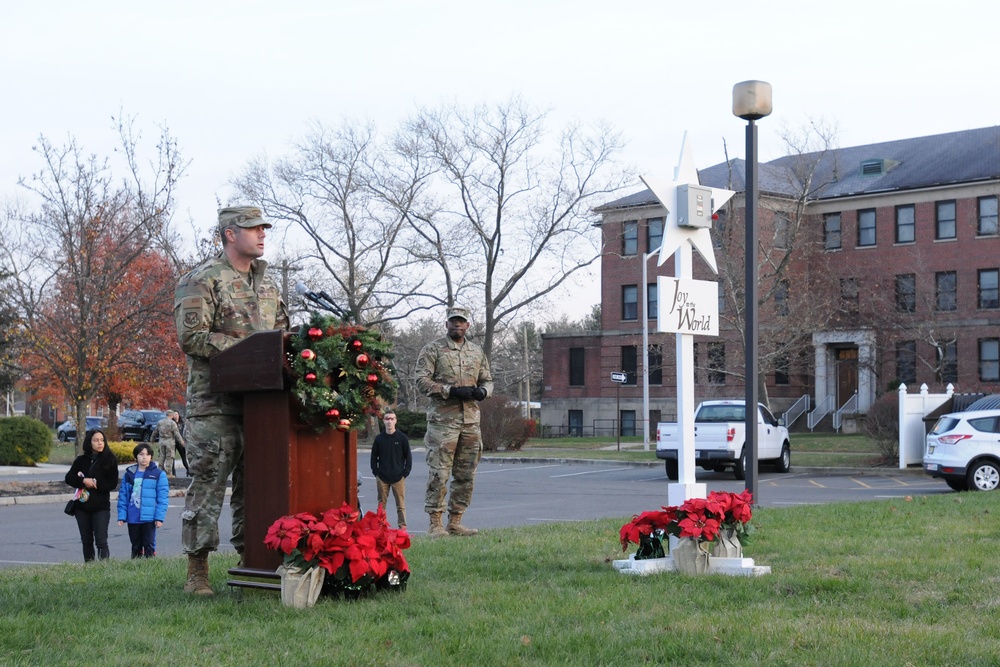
[541,126,1000,437]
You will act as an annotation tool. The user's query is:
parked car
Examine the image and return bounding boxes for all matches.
[118,409,168,442]
[656,399,791,481]
[56,416,107,442]
[924,408,1000,491]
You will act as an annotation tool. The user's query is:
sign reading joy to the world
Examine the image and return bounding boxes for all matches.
[657,276,719,336]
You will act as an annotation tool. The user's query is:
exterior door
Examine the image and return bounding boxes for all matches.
[836,347,858,406]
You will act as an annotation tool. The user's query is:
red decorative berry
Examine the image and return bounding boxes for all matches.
[366,373,379,385]
[355,353,370,368]
[307,327,324,340]
[301,349,316,362]
[325,408,341,421]
[304,372,317,384]
[350,339,363,352]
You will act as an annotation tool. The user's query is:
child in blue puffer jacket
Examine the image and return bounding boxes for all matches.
[117,443,169,558]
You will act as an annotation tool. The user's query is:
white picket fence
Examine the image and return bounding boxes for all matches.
[897,383,954,468]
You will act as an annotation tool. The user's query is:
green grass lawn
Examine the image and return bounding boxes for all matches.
[2,493,999,666]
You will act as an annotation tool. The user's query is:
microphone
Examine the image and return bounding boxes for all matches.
[295,282,349,320]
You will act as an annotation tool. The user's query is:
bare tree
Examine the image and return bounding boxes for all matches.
[0,117,183,452]
[232,120,438,326]
[711,119,842,407]
[402,97,632,359]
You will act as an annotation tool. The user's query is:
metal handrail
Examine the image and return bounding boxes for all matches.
[833,392,859,432]
[780,394,810,428]
[807,394,835,431]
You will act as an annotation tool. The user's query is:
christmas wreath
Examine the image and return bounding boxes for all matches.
[289,312,397,431]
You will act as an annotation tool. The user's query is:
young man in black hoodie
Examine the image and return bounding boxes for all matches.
[370,411,412,530]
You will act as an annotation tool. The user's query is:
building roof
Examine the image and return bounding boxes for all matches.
[597,125,1000,212]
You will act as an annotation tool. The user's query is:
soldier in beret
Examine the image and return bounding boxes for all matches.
[173,206,289,595]
[415,306,492,538]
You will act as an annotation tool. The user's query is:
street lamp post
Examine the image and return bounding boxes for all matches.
[732,80,772,503]
[641,250,658,451]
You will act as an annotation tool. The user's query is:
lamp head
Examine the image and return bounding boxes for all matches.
[733,80,773,121]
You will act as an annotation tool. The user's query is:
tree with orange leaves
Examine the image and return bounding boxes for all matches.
[1,116,186,454]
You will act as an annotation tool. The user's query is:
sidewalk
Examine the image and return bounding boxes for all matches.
[0,463,191,507]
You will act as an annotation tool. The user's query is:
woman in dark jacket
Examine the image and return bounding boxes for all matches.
[64,429,120,561]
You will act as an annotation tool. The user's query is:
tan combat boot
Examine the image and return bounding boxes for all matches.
[447,513,479,537]
[183,553,214,596]
[428,512,448,538]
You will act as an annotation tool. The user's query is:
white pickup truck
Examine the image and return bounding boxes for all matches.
[656,399,791,480]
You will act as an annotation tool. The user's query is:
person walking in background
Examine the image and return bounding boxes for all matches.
[156,410,185,477]
[174,206,289,595]
[370,411,412,530]
[117,443,169,558]
[415,306,492,538]
[64,429,120,562]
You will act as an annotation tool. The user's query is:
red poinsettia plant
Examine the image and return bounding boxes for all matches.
[619,490,754,559]
[265,502,410,592]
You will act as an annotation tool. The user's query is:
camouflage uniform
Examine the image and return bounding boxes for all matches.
[415,321,493,518]
[156,415,184,476]
[174,209,288,558]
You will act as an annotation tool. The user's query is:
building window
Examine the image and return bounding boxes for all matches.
[936,200,956,240]
[935,271,957,311]
[895,274,916,312]
[568,410,584,437]
[622,221,638,256]
[939,342,958,383]
[980,338,1000,382]
[648,344,663,385]
[840,277,859,301]
[824,213,841,250]
[621,345,637,385]
[622,285,638,320]
[979,196,999,236]
[979,269,999,309]
[775,354,790,385]
[774,213,790,249]
[620,410,636,436]
[647,218,663,253]
[857,209,876,247]
[569,347,585,386]
[896,340,917,384]
[895,205,915,244]
[692,342,700,382]
[775,280,789,316]
[707,342,725,384]
[646,283,657,320]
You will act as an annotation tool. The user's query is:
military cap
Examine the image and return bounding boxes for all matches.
[218,206,272,231]
[446,306,471,322]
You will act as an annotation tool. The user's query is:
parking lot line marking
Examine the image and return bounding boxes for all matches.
[550,467,630,478]
[477,464,561,475]
[808,479,826,488]
[850,478,873,489]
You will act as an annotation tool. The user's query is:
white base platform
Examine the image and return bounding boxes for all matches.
[613,553,771,577]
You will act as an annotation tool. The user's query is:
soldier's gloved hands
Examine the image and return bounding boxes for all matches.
[471,386,487,401]
[449,386,475,400]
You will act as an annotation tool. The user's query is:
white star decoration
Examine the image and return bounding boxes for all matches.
[640,133,734,274]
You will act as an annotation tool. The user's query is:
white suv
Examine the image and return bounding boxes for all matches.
[924,409,1000,491]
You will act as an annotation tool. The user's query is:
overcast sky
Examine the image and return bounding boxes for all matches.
[2,0,995,318]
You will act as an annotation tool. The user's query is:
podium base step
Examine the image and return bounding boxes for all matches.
[227,566,280,591]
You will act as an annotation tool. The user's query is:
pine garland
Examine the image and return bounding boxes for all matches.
[289,312,397,431]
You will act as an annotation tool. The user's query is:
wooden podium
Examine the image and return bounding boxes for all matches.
[208,330,358,589]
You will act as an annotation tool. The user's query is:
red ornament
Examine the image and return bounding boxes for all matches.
[366,373,379,385]
[350,339,363,352]
[304,372,317,384]
[337,418,351,432]
[355,353,370,368]
[307,327,324,340]
[325,408,341,421]
[301,349,316,362]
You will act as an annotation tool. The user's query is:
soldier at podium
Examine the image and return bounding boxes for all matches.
[174,206,289,595]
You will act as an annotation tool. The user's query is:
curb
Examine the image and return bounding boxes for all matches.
[0,488,191,507]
